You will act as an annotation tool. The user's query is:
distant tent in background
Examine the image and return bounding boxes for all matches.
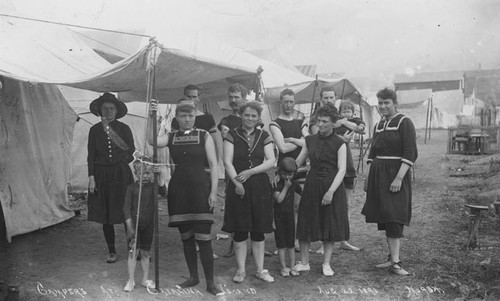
[295,65,317,78]
[247,48,377,135]
[394,71,465,129]
[396,89,460,129]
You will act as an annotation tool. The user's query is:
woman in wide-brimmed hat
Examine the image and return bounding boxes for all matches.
[87,92,135,263]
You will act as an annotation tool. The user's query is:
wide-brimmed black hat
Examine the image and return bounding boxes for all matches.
[90,93,128,119]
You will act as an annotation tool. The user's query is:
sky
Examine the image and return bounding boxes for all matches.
[8,0,500,89]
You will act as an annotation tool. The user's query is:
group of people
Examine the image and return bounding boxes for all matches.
[86,83,417,296]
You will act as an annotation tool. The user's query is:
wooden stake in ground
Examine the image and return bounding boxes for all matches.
[464,204,489,250]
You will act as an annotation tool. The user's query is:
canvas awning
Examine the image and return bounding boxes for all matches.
[0,16,259,97]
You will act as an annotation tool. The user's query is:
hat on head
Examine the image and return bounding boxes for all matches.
[90,93,128,119]
[278,157,297,173]
[175,97,196,113]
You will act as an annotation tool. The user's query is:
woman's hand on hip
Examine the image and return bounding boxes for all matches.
[390,177,403,192]
[235,182,245,198]
[235,169,254,183]
[208,191,217,210]
[321,190,333,206]
[88,176,96,194]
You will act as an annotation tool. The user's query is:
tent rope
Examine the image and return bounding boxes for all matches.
[0,13,152,38]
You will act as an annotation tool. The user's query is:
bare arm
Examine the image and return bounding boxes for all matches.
[220,125,230,140]
[322,144,347,205]
[269,124,298,154]
[254,142,276,173]
[147,100,170,148]
[301,119,310,138]
[209,132,220,160]
[235,142,276,183]
[338,118,365,134]
[295,141,309,167]
[390,163,411,193]
[205,134,219,209]
[223,139,245,196]
[274,180,291,204]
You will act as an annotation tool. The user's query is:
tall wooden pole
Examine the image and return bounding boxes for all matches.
[309,75,319,120]
[428,96,433,140]
[424,97,431,144]
[145,40,160,291]
[152,68,159,291]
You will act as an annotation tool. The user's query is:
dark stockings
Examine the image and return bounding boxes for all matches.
[177,236,200,289]
[197,240,221,295]
[102,223,126,254]
[103,224,116,255]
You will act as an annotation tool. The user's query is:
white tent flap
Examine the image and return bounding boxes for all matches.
[0,78,75,241]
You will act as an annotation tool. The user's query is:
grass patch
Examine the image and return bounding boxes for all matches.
[434,178,500,300]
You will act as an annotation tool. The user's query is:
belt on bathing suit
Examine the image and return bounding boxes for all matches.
[376,156,402,160]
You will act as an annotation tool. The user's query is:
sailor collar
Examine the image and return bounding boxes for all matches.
[235,127,263,153]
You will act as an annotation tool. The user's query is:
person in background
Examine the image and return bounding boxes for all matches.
[269,88,308,253]
[273,157,302,277]
[362,88,417,276]
[148,98,223,296]
[87,93,135,264]
[218,83,248,138]
[218,83,248,258]
[309,86,337,135]
[222,101,276,284]
[294,105,348,277]
[171,84,219,157]
[123,160,167,292]
[332,101,366,252]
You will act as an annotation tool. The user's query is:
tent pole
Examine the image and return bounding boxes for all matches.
[145,39,160,291]
[152,66,159,291]
[429,95,433,140]
[424,97,431,144]
[309,75,319,121]
[358,94,364,174]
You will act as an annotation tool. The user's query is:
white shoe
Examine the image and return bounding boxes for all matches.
[322,264,334,276]
[124,279,135,292]
[256,269,275,282]
[141,280,155,289]
[293,262,310,272]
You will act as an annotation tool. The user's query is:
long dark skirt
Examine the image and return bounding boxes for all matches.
[87,162,133,224]
[296,168,349,242]
[361,158,412,225]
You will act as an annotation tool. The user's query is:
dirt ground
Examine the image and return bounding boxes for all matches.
[1,129,500,301]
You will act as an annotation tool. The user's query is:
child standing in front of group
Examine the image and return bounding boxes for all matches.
[123,160,167,292]
[273,157,302,277]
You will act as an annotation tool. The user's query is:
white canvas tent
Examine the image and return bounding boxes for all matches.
[396,89,461,129]
[0,78,78,241]
[0,15,115,241]
[0,15,261,241]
